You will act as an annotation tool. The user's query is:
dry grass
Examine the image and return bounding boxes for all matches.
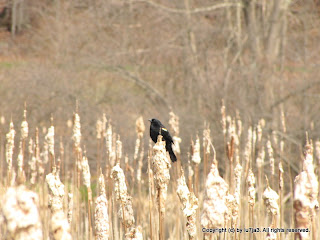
[0,105,319,240]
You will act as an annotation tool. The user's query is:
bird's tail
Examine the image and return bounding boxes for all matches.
[167,145,177,162]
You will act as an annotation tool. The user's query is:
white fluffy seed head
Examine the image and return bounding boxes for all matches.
[191,135,201,164]
[201,163,229,228]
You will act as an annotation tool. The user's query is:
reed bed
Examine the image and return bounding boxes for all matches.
[0,103,319,240]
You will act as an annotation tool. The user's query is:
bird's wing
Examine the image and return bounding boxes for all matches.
[160,127,174,143]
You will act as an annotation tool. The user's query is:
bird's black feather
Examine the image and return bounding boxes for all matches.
[149,118,177,162]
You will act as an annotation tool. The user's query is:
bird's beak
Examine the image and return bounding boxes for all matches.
[148,119,152,122]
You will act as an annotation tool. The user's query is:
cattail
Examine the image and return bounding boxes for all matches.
[81,154,91,189]
[152,135,171,213]
[294,137,319,240]
[28,138,37,184]
[152,135,171,239]
[203,126,211,155]
[136,145,144,182]
[188,158,194,191]
[135,116,145,138]
[81,151,93,237]
[0,115,5,125]
[169,111,179,135]
[35,128,44,177]
[244,127,253,176]
[256,146,265,169]
[247,168,256,237]
[111,163,135,231]
[315,140,320,167]
[96,118,103,140]
[221,100,226,136]
[263,177,279,219]
[279,162,284,191]
[225,194,237,225]
[72,112,81,151]
[17,140,26,184]
[67,193,73,224]
[51,210,72,240]
[247,169,256,207]
[125,226,143,240]
[236,110,242,139]
[102,113,107,138]
[201,162,229,230]
[176,168,198,239]
[21,109,28,139]
[6,121,15,183]
[116,135,122,161]
[106,122,115,166]
[191,135,201,164]
[46,123,55,157]
[280,109,286,133]
[46,168,65,213]
[234,156,242,210]
[0,185,43,239]
[267,138,275,176]
[95,171,110,240]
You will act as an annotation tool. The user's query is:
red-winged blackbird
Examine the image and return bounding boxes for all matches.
[149,118,177,162]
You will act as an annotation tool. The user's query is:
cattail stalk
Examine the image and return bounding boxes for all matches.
[201,158,229,240]
[294,136,319,240]
[152,135,171,240]
[267,138,275,187]
[191,135,201,196]
[279,161,284,240]
[202,124,211,189]
[17,140,26,184]
[95,170,110,240]
[67,193,73,224]
[263,177,279,229]
[46,118,55,171]
[247,169,256,240]
[177,168,198,239]
[6,121,15,185]
[81,153,92,239]
[46,167,65,213]
[111,163,135,236]
[20,108,28,183]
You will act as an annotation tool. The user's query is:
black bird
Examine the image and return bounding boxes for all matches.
[149,118,177,162]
